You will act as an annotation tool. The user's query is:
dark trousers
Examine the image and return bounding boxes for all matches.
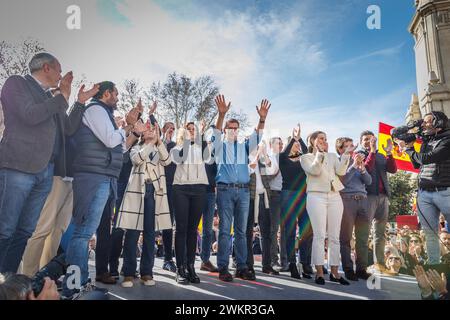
[298,209,313,267]
[173,184,206,268]
[162,185,175,262]
[122,184,156,277]
[96,180,126,275]
[246,195,272,270]
[108,180,128,274]
[340,195,370,272]
[281,189,312,265]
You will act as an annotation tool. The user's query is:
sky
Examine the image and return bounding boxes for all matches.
[0,0,419,145]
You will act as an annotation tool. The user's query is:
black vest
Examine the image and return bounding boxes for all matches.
[418,130,450,189]
[71,100,123,178]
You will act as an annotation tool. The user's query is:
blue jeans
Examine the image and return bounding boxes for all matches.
[216,185,250,271]
[417,187,450,264]
[122,184,156,277]
[0,163,54,273]
[62,179,112,296]
[201,192,216,263]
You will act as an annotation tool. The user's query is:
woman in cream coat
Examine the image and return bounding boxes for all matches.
[116,122,172,288]
[300,131,354,285]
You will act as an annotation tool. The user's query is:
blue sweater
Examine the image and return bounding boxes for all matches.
[340,160,372,196]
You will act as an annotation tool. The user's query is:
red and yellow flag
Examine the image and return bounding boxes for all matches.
[378,122,421,173]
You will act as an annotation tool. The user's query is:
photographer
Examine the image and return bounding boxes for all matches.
[0,273,59,300]
[397,111,450,266]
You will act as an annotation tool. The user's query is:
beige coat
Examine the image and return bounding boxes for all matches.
[116,142,172,231]
[300,152,350,193]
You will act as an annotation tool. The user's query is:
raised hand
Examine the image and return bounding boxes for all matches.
[426,270,448,295]
[114,116,126,128]
[256,99,271,120]
[315,139,325,153]
[369,136,377,152]
[382,138,394,155]
[413,266,433,297]
[344,143,358,155]
[77,83,100,105]
[59,71,74,101]
[154,122,162,146]
[135,98,144,115]
[133,120,146,135]
[292,123,301,141]
[215,95,231,115]
[148,100,157,116]
[126,108,140,126]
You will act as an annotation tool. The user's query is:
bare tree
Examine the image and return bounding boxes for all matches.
[147,72,251,130]
[0,38,45,87]
[225,109,250,131]
[117,79,142,116]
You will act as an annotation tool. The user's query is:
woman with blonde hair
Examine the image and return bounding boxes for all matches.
[300,131,354,285]
[171,122,211,284]
[116,122,172,288]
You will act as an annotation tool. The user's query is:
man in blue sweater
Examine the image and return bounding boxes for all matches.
[336,137,373,281]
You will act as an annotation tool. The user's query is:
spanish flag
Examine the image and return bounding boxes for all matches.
[378,122,421,173]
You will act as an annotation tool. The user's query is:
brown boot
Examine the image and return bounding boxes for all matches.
[95,272,117,285]
[200,260,218,272]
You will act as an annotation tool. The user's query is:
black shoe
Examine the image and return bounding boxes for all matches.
[176,267,189,285]
[187,264,200,284]
[356,269,372,280]
[302,264,314,275]
[329,273,350,285]
[302,272,312,279]
[235,269,256,281]
[163,260,177,273]
[344,271,359,282]
[262,266,280,276]
[315,276,325,285]
[288,263,301,279]
[219,269,233,282]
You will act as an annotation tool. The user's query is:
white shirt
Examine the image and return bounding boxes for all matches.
[82,104,127,152]
[171,142,209,185]
[268,152,282,191]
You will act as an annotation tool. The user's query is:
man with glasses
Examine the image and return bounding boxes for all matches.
[211,95,272,282]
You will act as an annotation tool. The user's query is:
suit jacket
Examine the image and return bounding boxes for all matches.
[0,74,84,176]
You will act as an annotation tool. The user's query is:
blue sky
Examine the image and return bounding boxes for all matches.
[0,0,420,144]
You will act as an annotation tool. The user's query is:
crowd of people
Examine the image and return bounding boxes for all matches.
[0,52,449,300]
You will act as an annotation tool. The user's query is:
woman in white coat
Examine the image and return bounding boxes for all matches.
[300,131,354,285]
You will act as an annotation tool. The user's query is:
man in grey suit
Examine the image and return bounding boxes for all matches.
[0,53,91,273]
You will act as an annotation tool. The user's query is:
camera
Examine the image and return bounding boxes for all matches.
[31,253,67,297]
[391,119,424,144]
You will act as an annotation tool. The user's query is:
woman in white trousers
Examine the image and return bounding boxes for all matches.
[300,131,353,285]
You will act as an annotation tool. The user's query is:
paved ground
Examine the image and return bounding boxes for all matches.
[89,256,422,300]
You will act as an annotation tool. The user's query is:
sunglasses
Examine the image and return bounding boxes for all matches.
[388,257,401,261]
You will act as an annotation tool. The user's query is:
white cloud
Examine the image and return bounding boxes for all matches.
[0,0,327,122]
